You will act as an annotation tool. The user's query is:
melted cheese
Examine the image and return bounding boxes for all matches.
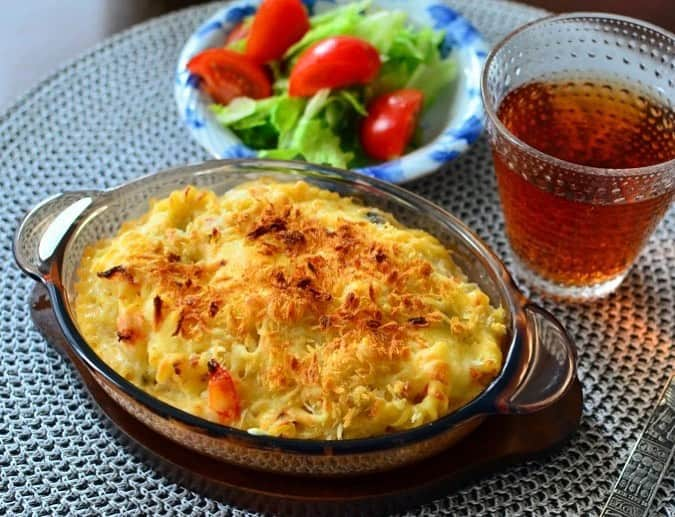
[74,179,506,439]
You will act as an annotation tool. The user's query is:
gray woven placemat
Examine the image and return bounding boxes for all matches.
[1,1,673,515]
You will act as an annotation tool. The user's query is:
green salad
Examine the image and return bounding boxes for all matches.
[188,0,457,168]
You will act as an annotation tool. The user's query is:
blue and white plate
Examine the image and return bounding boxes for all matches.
[175,0,487,183]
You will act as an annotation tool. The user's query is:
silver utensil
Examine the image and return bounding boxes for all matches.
[601,374,675,516]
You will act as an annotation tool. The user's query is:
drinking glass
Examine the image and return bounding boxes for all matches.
[482,13,674,300]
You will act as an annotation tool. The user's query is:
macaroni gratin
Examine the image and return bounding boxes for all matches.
[74,179,505,439]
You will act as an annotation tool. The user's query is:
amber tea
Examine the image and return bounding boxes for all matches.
[494,79,674,287]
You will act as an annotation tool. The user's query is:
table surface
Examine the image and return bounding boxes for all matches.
[1,0,674,109]
[0,1,673,516]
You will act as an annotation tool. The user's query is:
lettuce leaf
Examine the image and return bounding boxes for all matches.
[406,57,456,109]
[270,96,305,145]
[338,89,368,116]
[353,10,406,55]
[211,97,257,125]
[286,1,409,57]
[258,148,301,160]
[284,89,354,168]
[212,89,357,168]
[289,119,353,168]
[369,26,456,107]
[211,96,278,127]
[227,37,247,53]
[285,0,370,57]
[233,124,278,149]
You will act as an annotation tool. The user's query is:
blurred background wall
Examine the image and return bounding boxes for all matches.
[1,0,673,109]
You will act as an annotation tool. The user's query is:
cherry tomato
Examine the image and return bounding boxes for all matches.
[224,20,251,46]
[360,89,424,161]
[207,360,241,423]
[187,48,272,105]
[246,0,309,63]
[289,36,381,97]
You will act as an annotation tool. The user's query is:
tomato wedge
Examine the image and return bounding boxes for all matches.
[246,0,309,63]
[207,359,240,423]
[224,20,251,46]
[187,48,272,105]
[289,36,381,97]
[360,89,425,161]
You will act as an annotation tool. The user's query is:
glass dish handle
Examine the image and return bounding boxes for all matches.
[13,191,98,281]
[496,304,578,414]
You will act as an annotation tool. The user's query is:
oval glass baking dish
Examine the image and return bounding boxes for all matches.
[14,159,577,476]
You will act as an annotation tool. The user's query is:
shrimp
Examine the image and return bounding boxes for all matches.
[207,359,240,423]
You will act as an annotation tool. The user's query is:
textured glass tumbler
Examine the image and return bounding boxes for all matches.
[482,13,675,300]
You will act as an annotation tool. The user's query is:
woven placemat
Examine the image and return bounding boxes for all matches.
[1,1,673,515]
